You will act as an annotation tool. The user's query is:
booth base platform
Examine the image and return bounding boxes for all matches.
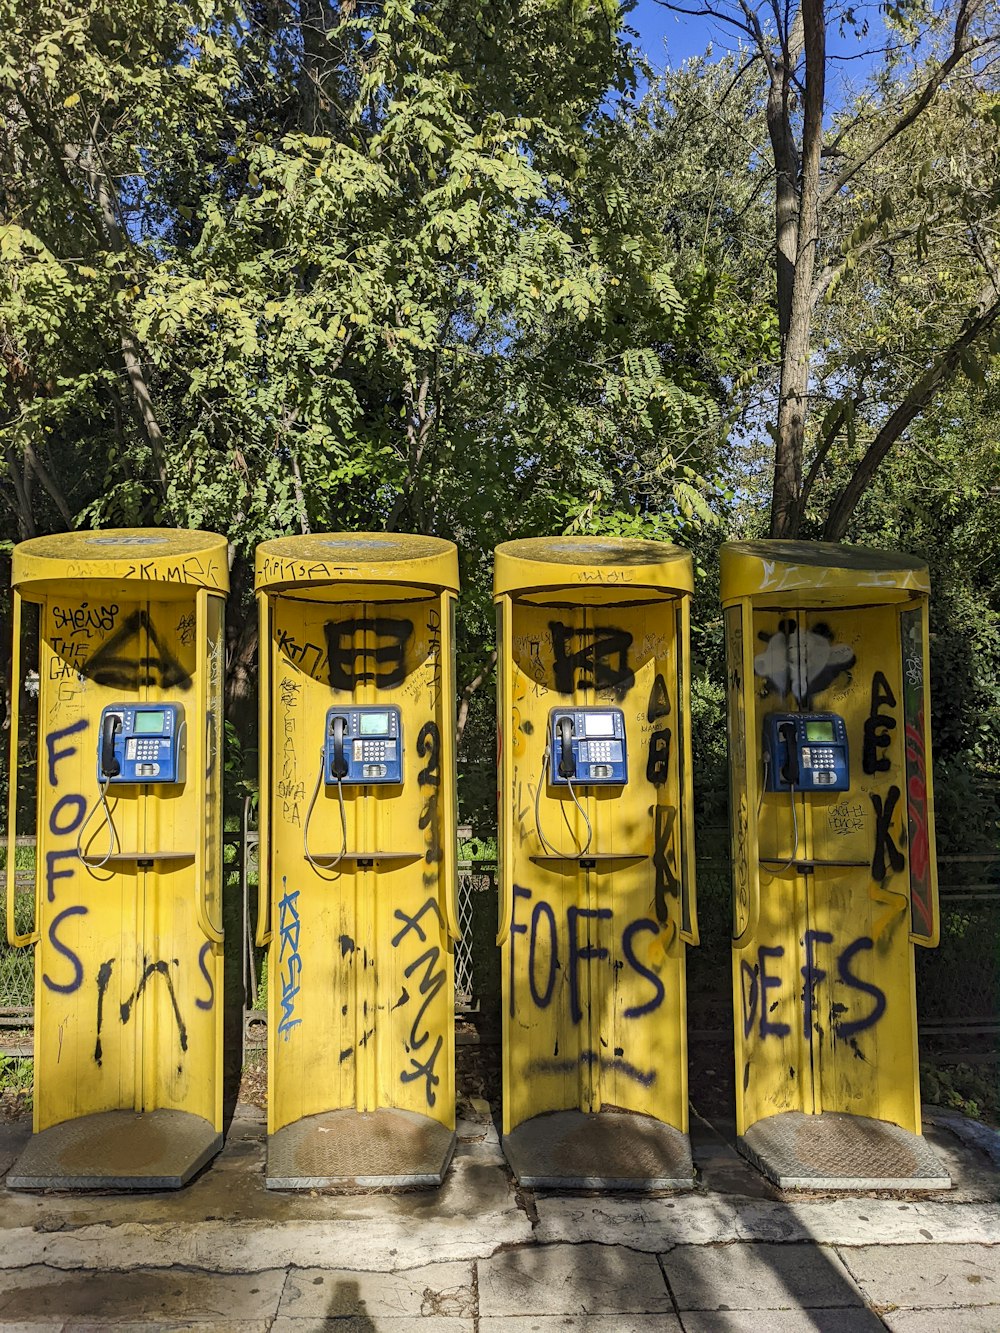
[265,1108,455,1189]
[7,1109,221,1191]
[503,1110,695,1190]
[739,1111,951,1190]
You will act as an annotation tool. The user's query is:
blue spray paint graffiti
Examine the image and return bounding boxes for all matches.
[277,877,303,1039]
[510,885,668,1028]
[741,935,888,1042]
[42,720,89,994]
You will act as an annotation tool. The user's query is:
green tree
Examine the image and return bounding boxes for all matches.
[657,0,1000,537]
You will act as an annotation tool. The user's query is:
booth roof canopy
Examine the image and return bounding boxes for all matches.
[12,528,229,597]
[720,540,930,604]
[494,535,693,598]
[255,532,459,593]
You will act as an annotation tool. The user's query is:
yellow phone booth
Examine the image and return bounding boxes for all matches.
[721,540,949,1189]
[495,537,698,1189]
[255,533,460,1188]
[6,529,228,1189]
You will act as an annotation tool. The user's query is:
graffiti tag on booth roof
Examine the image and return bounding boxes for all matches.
[548,621,635,699]
[324,616,414,691]
[754,619,855,705]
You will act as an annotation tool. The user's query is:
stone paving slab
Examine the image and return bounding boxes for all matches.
[0,1325,273,1332]
[0,1266,287,1323]
[479,1319,682,1331]
[0,1198,532,1275]
[661,1242,865,1311]
[882,1311,1000,1332]
[271,1321,473,1332]
[681,1313,884,1332]
[840,1243,1000,1308]
[477,1243,672,1317]
[276,1262,473,1319]
[533,1195,1000,1250]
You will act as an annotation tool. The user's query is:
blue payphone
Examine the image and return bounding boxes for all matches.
[763,713,849,793]
[547,707,628,786]
[98,703,185,785]
[324,706,403,785]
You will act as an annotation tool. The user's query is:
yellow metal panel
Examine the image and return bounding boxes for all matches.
[723,541,938,1139]
[256,533,458,597]
[27,587,225,1135]
[12,529,228,601]
[495,536,693,602]
[720,540,929,607]
[496,542,696,1139]
[261,552,458,1138]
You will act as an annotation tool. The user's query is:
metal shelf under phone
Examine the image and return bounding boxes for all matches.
[308,851,423,865]
[759,857,870,871]
[529,853,647,869]
[84,851,196,864]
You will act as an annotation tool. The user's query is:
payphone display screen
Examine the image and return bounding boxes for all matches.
[134,710,166,735]
[805,719,835,742]
[359,712,390,736]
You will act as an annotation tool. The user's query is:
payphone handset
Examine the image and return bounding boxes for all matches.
[547,708,628,786]
[98,703,186,785]
[323,706,403,785]
[763,712,849,793]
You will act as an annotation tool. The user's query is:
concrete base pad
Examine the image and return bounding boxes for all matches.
[739,1111,952,1190]
[7,1109,221,1190]
[503,1110,695,1190]
[266,1108,455,1189]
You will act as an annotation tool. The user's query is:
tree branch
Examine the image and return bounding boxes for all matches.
[819,0,988,206]
[824,280,1000,538]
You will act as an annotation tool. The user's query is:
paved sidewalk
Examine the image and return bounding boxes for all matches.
[0,1102,997,1330]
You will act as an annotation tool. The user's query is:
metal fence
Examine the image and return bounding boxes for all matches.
[3,836,997,1062]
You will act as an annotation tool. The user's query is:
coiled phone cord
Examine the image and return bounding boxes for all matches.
[76,777,119,869]
[303,747,347,878]
[534,745,594,858]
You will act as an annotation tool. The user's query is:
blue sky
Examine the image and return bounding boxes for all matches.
[625,2,893,95]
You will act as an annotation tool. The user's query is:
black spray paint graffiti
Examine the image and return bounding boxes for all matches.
[740,934,886,1044]
[417,721,442,868]
[324,617,413,691]
[871,786,906,880]
[51,604,119,636]
[652,805,680,926]
[83,610,192,691]
[754,619,855,706]
[94,956,189,1066]
[863,671,897,775]
[548,622,635,699]
[392,896,446,1106]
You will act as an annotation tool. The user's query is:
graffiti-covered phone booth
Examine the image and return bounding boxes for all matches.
[255,534,460,1187]
[5,530,228,1189]
[495,537,698,1189]
[722,541,949,1189]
